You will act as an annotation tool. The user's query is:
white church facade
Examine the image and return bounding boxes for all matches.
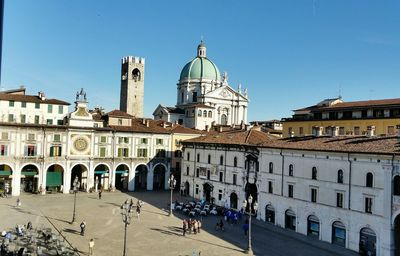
[153,42,249,130]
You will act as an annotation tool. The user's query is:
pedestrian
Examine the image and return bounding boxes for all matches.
[16,198,21,207]
[219,219,224,231]
[182,220,187,236]
[80,221,86,236]
[89,238,95,255]
[98,190,102,200]
[129,199,134,208]
[193,220,197,234]
[197,220,201,233]
[233,213,238,224]
[188,219,192,234]
[26,221,32,230]
[136,204,141,221]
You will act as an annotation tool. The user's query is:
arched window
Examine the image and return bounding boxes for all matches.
[265,205,275,224]
[220,155,224,165]
[208,111,212,118]
[359,228,376,255]
[198,110,202,117]
[394,176,400,195]
[332,221,346,247]
[221,114,227,125]
[366,172,373,187]
[312,167,317,180]
[181,92,184,103]
[203,110,207,117]
[197,153,200,162]
[269,162,273,173]
[192,92,197,102]
[132,68,141,81]
[234,157,238,167]
[289,164,294,176]
[337,170,343,184]
[207,154,211,164]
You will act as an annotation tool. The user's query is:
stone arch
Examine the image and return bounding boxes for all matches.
[203,182,213,203]
[265,204,275,224]
[46,164,65,193]
[230,192,238,209]
[20,164,39,193]
[331,221,346,247]
[115,163,130,191]
[359,227,377,256]
[153,163,167,190]
[221,114,227,125]
[94,163,110,190]
[134,164,148,191]
[70,164,89,191]
[307,215,320,239]
[132,68,141,81]
[245,182,258,213]
[285,209,296,230]
[0,164,13,195]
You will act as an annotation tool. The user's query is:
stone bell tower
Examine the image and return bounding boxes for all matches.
[120,56,145,117]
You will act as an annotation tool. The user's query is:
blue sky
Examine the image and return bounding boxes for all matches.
[2,0,399,121]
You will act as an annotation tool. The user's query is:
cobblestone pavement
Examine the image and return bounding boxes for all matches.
[0,191,358,256]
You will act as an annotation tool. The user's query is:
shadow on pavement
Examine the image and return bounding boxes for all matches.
[63,228,80,235]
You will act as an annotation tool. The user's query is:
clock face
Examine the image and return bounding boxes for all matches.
[74,137,88,151]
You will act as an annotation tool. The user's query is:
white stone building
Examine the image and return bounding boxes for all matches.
[153,42,249,130]
[181,127,400,256]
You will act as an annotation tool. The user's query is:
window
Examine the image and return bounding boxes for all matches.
[207,170,211,180]
[47,104,53,113]
[8,114,14,122]
[118,137,129,144]
[118,148,129,157]
[58,105,63,114]
[220,155,224,165]
[197,153,200,162]
[208,154,211,164]
[365,197,372,213]
[141,138,148,144]
[332,222,346,247]
[35,102,40,109]
[366,172,373,187]
[265,205,275,224]
[156,138,163,145]
[0,145,8,156]
[28,134,35,141]
[181,92,184,103]
[289,164,294,176]
[196,168,199,178]
[53,134,61,142]
[203,110,207,117]
[269,162,273,173]
[46,119,53,125]
[354,126,360,135]
[1,132,8,140]
[137,148,147,157]
[311,188,317,203]
[268,181,273,194]
[299,127,304,135]
[394,176,400,195]
[195,184,199,194]
[20,115,26,123]
[234,157,238,167]
[288,127,293,136]
[208,111,212,118]
[99,147,106,157]
[233,174,237,185]
[9,100,14,107]
[312,167,317,180]
[337,193,343,208]
[100,136,107,143]
[34,116,40,124]
[118,119,122,125]
[21,101,26,108]
[49,146,62,157]
[25,145,36,156]
[218,190,223,200]
[156,149,166,158]
[198,110,202,117]
[339,127,345,135]
[285,210,296,230]
[57,120,63,125]
[288,184,294,198]
[337,170,343,184]
[186,166,189,176]
[219,172,223,182]
[187,152,190,161]
[192,91,197,102]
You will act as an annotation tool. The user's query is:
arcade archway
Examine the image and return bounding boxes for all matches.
[135,164,148,190]
[20,164,39,193]
[245,182,258,213]
[0,164,13,195]
[46,164,64,193]
[203,183,213,203]
[71,164,88,191]
[153,164,166,190]
[359,227,376,256]
[115,164,129,191]
[94,164,110,190]
[230,192,238,209]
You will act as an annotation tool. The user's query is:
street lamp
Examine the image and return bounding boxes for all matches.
[71,176,79,223]
[242,194,258,256]
[168,174,177,216]
[121,199,134,256]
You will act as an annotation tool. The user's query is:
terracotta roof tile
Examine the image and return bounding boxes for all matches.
[105,109,133,117]
[0,93,70,105]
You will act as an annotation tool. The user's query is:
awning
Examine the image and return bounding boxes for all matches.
[21,172,37,176]
[116,170,128,174]
[0,171,11,176]
[95,170,108,174]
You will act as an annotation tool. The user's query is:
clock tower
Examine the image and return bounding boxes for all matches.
[120,56,145,117]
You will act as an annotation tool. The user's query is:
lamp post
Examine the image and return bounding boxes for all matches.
[242,194,258,256]
[71,176,79,224]
[168,174,177,216]
[121,199,133,256]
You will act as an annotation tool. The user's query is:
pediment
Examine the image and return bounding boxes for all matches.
[204,85,247,101]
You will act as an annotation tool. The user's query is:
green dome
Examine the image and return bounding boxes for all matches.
[179,57,221,81]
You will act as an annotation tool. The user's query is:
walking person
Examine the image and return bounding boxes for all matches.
[188,219,192,234]
[182,220,187,236]
[16,198,21,207]
[219,219,224,231]
[80,221,86,236]
[88,239,95,255]
[136,204,141,221]
[193,220,197,234]
[197,220,201,233]
[98,189,102,200]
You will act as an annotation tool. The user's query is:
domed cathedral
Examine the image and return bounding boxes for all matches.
[153,42,249,130]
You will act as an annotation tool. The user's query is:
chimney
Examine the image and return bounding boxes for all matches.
[38,91,46,101]
[332,126,339,137]
[367,126,376,137]
[146,120,150,127]
[142,118,146,125]
[162,122,166,128]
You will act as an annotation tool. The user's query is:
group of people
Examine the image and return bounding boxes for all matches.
[223,209,242,224]
[182,219,202,236]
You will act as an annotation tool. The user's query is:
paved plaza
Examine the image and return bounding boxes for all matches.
[0,191,358,256]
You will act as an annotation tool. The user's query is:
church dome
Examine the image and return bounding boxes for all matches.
[179,42,221,82]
